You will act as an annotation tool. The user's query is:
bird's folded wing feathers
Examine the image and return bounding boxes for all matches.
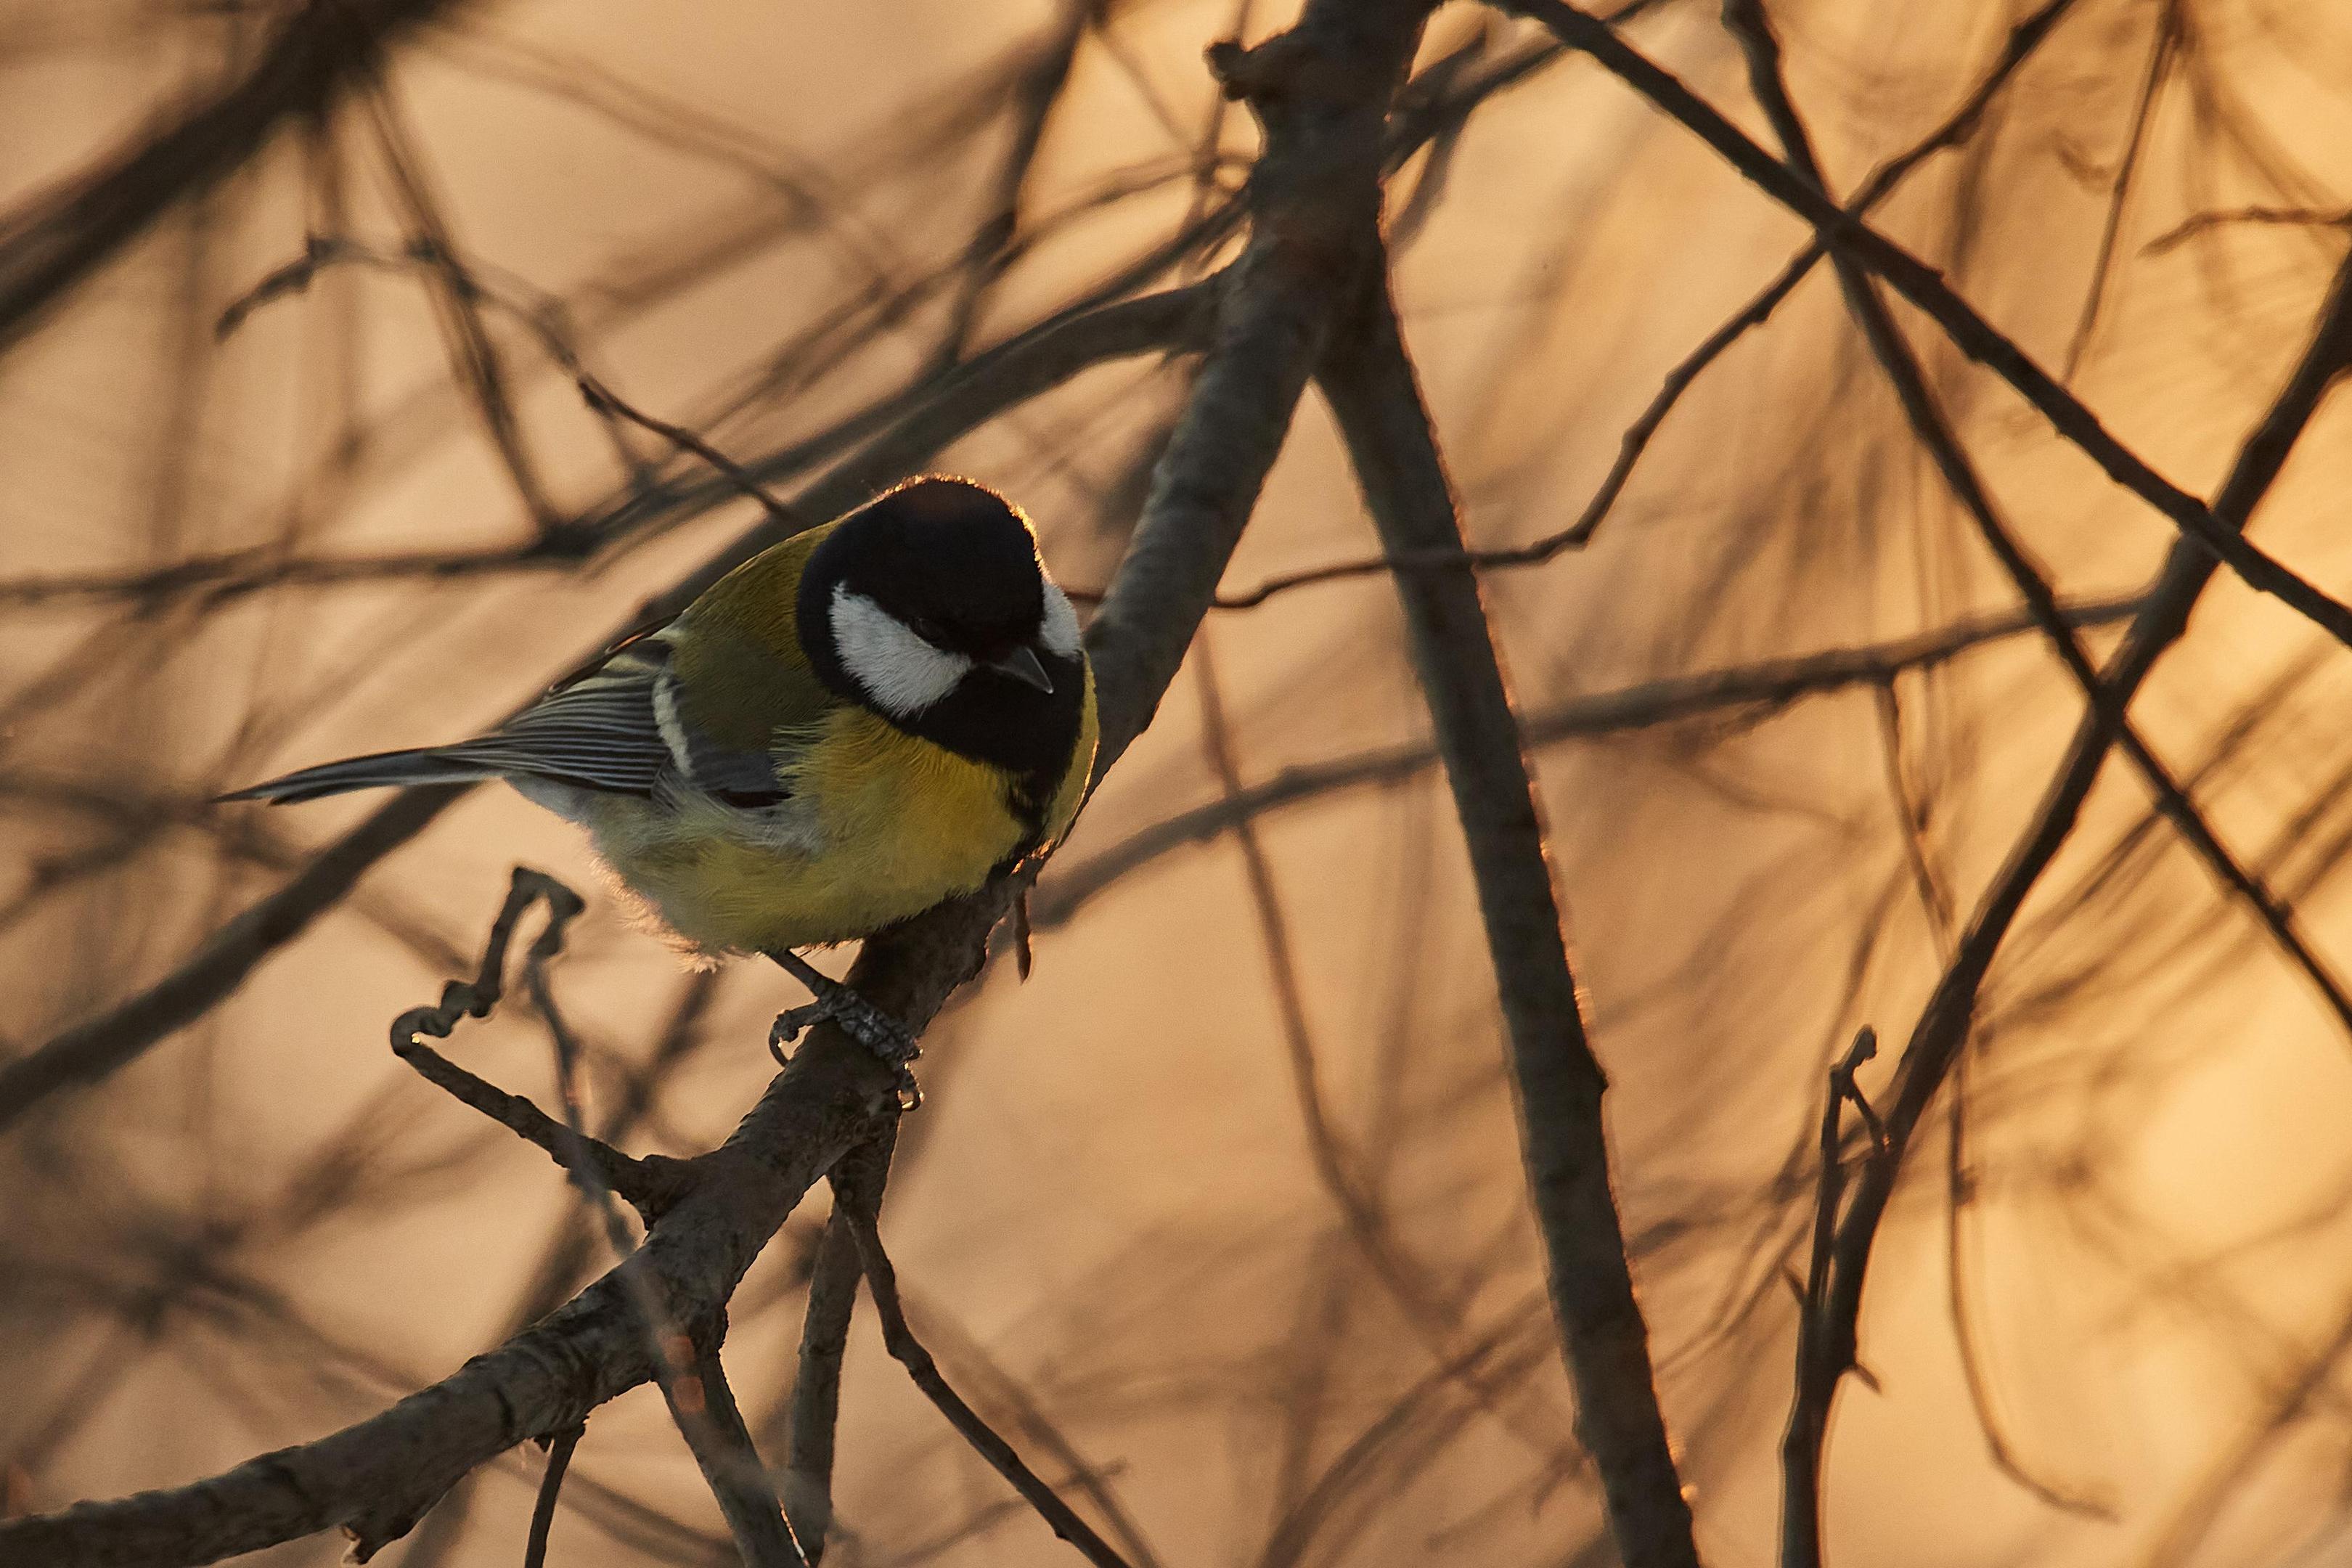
[496,528,838,804]
[224,592,837,807]
[467,629,788,802]
[444,675,676,794]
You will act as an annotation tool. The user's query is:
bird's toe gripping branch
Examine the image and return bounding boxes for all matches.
[769,949,924,1110]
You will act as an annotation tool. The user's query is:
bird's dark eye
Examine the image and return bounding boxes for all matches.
[906,616,948,645]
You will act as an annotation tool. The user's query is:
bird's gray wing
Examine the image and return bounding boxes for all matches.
[223,623,787,807]
[452,630,785,803]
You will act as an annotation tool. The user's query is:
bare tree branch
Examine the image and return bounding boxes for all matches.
[0,0,463,353]
[1781,1027,1887,1568]
[1712,12,2352,1545]
[1317,264,1699,1568]
[833,1139,1137,1568]
[2147,203,2352,256]
[374,867,685,1218]
[782,1212,861,1561]
[885,1291,1170,1568]
[0,6,1444,1562]
[679,1341,809,1568]
[1495,0,2352,650]
[1039,593,2141,921]
[2061,2,2177,380]
[520,1424,581,1568]
[0,280,1215,1137]
[1794,232,2352,1568]
[396,867,807,1566]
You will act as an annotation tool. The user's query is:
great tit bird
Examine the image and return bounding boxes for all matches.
[224,475,1098,1096]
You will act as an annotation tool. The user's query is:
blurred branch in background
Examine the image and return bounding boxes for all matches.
[5,1,1664,1564]
[1506,0,2352,646]
[0,0,464,351]
[8,0,2352,1565]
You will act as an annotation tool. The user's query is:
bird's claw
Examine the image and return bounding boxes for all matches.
[769,1003,825,1060]
[767,968,923,1111]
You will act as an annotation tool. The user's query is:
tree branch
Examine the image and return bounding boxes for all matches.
[1317,264,1699,1567]
[383,867,690,1220]
[1782,1028,1887,1568]
[520,1424,582,1568]
[1495,0,2352,651]
[391,867,805,1565]
[0,279,1216,1138]
[679,1342,809,1568]
[1712,13,2352,1543]
[1036,595,2144,928]
[781,1211,862,1561]
[1800,226,2352,1568]
[0,4,1445,1561]
[831,1140,1136,1568]
[0,0,462,354]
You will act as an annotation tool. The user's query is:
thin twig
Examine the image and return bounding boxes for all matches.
[391,867,803,1568]
[889,1298,1169,1568]
[2146,203,2352,257]
[0,279,1217,1135]
[522,1425,583,1568]
[833,1147,1138,1568]
[2060,2,2176,380]
[1496,0,2352,651]
[1781,1026,1884,1567]
[1871,685,2103,1509]
[1796,220,2352,1568]
[384,867,689,1219]
[783,1211,862,1561]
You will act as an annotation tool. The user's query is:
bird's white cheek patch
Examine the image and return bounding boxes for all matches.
[831,587,971,717]
[1039,579,1082,659]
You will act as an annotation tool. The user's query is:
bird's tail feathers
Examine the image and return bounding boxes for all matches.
[217,746,507,805]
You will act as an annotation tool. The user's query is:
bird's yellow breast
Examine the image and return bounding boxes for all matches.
[580,668,1095,955]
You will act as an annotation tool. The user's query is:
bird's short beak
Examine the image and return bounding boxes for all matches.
[988,645,1054,693]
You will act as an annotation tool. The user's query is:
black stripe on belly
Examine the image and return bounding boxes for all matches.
[995,764,1058,874]
[862,647,1085,869]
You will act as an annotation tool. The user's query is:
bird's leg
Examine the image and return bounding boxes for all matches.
[767,950,923,1110]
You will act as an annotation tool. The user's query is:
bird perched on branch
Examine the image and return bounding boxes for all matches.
[224,475,1098,1103]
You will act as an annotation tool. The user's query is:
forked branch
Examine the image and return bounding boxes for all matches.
[0,4,1450,1563]
[1496,0,2352,650]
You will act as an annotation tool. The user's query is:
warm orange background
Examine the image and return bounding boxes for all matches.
[8,2,2352,1564]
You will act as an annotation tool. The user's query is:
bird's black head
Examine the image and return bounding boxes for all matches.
[798,476,1086,800]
